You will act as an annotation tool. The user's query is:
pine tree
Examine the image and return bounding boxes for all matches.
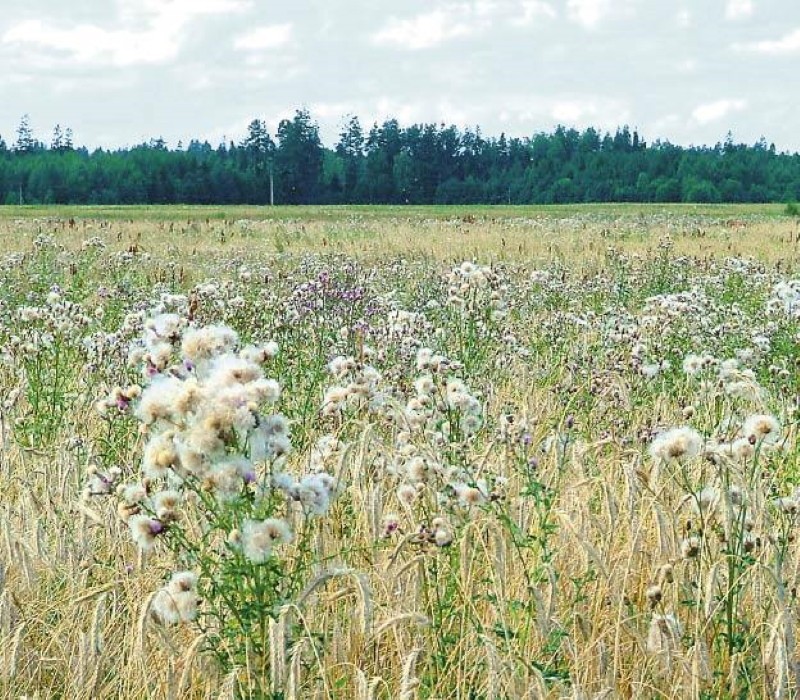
[14,114,36,153]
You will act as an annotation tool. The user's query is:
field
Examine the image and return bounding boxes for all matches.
[1,204,799,699]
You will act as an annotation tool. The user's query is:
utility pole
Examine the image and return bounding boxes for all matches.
[269,163,274,206]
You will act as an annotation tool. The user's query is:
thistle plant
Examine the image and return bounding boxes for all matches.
[85,310,340,695]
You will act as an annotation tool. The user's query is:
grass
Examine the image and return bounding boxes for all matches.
[0,204,799,698]
[0,202,791,222]
[1,203,798,267]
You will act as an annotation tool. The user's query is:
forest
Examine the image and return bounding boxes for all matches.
[2,109,799,205]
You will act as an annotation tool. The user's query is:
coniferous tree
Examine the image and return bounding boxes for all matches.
[14,114,37,153]
[274,109,323,204]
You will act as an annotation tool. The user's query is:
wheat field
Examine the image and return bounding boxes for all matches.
[1,205,799,699]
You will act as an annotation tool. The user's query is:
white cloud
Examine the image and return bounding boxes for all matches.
[549,97,630,127]
[652,114,681,133]
[372,0,557,41]
[308,97,475,142]
[725,0,754,20]
[551,100,585,122]
[371,9,476,50]
[734,28,800,54]
[472,0,501,18]
[234,24,293,51]
[676,9,691,28]
[566,0,613,28]
[371,2,517,50]
[2,19,178,66]
[310,101,358,121]
[513,1,557,26]
[117,0,251,24]
[1,0,251,67]
[691,99,747,125]
[315,97,469,134]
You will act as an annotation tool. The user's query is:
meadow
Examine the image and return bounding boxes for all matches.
[0,204,799,699]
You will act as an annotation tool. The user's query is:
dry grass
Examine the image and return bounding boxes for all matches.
[1,204,798,266]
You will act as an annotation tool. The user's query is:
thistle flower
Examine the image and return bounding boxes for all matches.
[648,426,703,463]
[405,456,429,483]
[261,413,288,436]
[414,375,435,396]
[657,563,674,585]
[322,386,349,416]
[460,413,483,435]
[206,355,263,390]
[724,379,764,402]
[453,483,487,507]
[183,423,225,460]
[118,483,147,506]
[128,514,165,551]
[682,353,705,375]
[774,496,799,515]
[415,348,434,371]
[431,517,453,546]
[83,465,121,498]
[728,485,745,507]
[381,514,400,538]
[681,535,701,559]
[146,313,184,341]
[641,363,661,379]
[146,341,174,371]
[171,378,203,415]
[397,483,418,506]
[240,342,279,364]
[742,413,781,446]
[175,440,208,477]
[206,458,252,501]
[152,571,200,625]
[328,355,355,378]
[249,414,292,462]
[690,486,719,519]
[241,518,293,563]
[142,433,179,479]
[135,376,185,425]
[181,324,239,365]
[646,584,663,607]
[729,437,756,461]
[153,489,182,521]
[294,473,337,515]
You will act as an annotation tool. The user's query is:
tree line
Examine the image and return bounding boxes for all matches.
[1,110,799,205]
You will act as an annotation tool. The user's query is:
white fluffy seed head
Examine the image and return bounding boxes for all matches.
[742,414,781,445]
[241,518,293,563]
[649,426,703,463]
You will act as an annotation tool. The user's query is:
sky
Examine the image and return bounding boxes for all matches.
[0,0,798,152]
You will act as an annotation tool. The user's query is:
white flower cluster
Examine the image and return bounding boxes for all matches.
[152,571,201,624]
[321,353,386,417]
[125,316,287,493]
[767,279,800,317]
[446,261,508,321]
[83,314,307,624]
[649,413,783,467]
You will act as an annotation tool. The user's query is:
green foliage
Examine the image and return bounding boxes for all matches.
[2,112,800,205]
[785,201,799,216]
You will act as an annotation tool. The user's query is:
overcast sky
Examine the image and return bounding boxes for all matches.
[1,0,798,152]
